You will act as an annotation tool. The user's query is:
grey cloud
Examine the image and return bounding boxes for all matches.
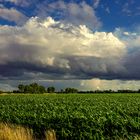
[124,49,140,80]
[114,27,140,80]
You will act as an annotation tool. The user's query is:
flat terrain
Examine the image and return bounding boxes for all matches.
[0,94,140,139]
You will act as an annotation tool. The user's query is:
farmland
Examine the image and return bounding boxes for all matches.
[0,94,140,140]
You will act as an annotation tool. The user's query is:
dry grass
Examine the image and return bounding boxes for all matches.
[0,123,56,140]
[45,129,56,140]
[0,123,33,140]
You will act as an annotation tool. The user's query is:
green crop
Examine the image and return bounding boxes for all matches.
[0,94,140,139]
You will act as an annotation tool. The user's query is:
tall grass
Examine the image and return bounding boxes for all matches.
[0,123,33,140]
[45,130,56,140]
[0,123,56,140]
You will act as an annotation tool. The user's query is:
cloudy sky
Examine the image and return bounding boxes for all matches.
[0,0,140,91]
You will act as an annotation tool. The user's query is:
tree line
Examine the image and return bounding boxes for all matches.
[0,82,140,94]
[12,83,78,94]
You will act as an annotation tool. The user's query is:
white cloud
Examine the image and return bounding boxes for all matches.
[122,2,132,16]
[93,0,100,8]
[121,1,140,16]
[0,6,28,24]
[114,28,139,48]
[37,1,101,29]
[80,79,140,90]
[0,17,126,80]
[105,7,110,14]
[123,32,129,36]
[0,83,16,91]
[3,0,30,7]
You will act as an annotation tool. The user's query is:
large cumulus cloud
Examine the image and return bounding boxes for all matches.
[0,16,139,81]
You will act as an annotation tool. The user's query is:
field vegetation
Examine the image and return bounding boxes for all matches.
[0,94,140,139]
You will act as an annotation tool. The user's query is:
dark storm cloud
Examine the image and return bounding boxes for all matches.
[0,56,125,80]
[124,49,140,80]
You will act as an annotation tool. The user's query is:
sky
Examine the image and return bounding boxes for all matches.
[0,0,140,91]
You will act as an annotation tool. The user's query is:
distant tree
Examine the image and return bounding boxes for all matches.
[39,85,46,93]
[13,90,19,93]
[0,90,3,94]
[17,83,46,94]
[29,83,39,93]
[47,87,55,93]
[65,88,78,93]
[60,89,64,93]
[65,88,70,93]
[18,84,25,93]
[24,85,32,93]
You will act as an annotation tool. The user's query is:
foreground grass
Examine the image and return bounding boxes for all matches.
[0,123,56,140]
[0,94,140,139]
[0,123,33,140]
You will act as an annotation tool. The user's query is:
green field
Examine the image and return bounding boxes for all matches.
[0,94,140,139]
